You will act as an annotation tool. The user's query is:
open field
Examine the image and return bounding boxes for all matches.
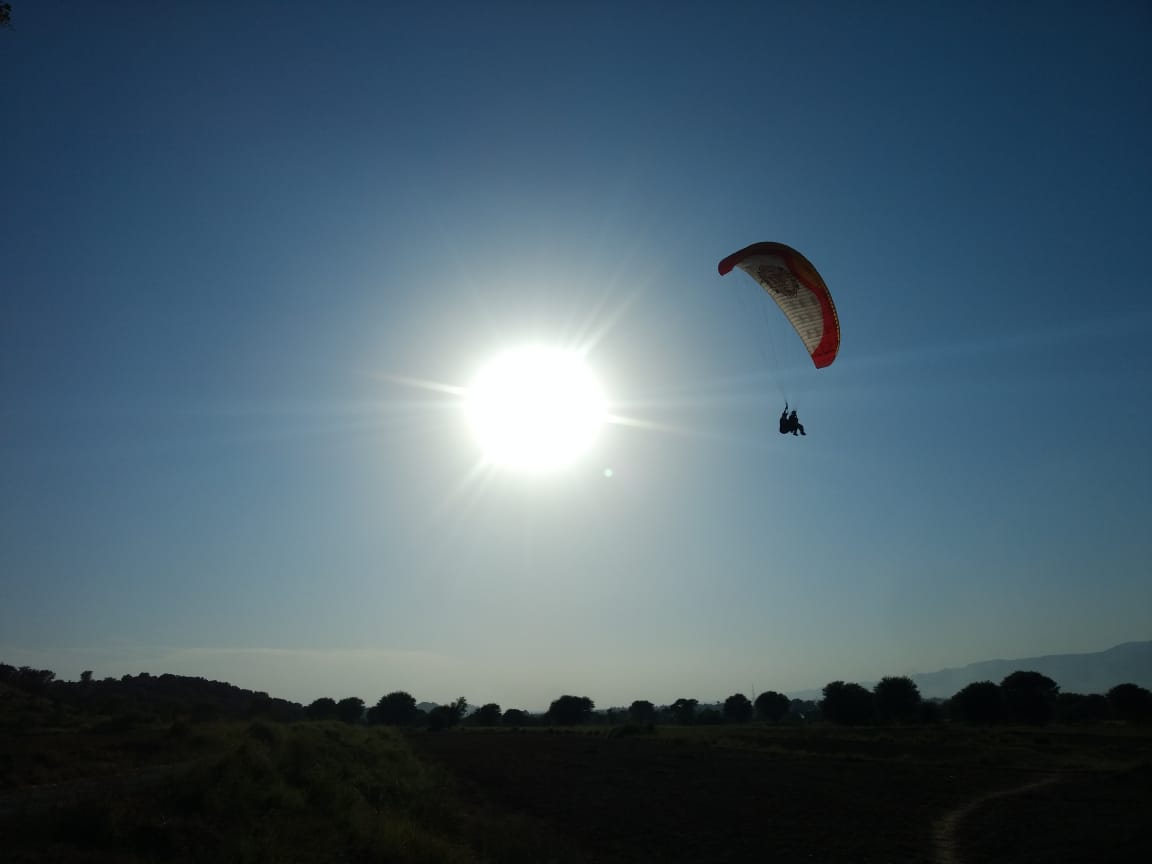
[410,725,1152,864]
[2,716,1149,862]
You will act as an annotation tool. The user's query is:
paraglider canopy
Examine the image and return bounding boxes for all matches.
[718,242,839,369]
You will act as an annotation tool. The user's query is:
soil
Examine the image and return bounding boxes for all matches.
[411,730,1030,864]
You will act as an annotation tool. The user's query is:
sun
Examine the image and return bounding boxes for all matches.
[465,346,607,471]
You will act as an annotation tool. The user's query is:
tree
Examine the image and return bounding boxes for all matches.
[949,681,1002,724]
[371,691,418,725]
[247,693,275,719]
[15,666,55,694]
[426,705,455,731]
[628,700,657,725]
[669,698,698,725]
[1056,692,1109,724]
[548,694,594,725]
[697,707,724,725]
[1107,683,1152,724]
[0,4,12,30]
[873,676,922,724]
[80,670,94,684]
[448,696,468,723]
[723,693,754,723]
[820,681,873,725]
[427,697,468,731]
[306,697,339,721]
[470,703,502,726]
[1000,670,1059,725]
[336,696,365,724]
[754,691,790,723]
[791,698,820,722]
[502,708,529,726]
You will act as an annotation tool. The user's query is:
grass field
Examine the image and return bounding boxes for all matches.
[2,713,1150,863]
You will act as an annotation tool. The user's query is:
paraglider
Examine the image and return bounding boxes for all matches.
[719,242,838,436]
[779,404,805,436]
[717,241,839,369]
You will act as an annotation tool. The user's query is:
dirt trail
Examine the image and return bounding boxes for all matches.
[933,772,1060,864]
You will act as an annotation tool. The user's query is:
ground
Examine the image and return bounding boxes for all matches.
[2,714,1150,863]
[410,725,1152,864]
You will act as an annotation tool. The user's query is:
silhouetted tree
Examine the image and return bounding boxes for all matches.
[0,4,12,30]
[1000,670,1058,725]
[873,676,922,724]
[628,700,657,725]
[820,681,873,725]
[247,692,276,719]
[80,670,93,684]
[548,694,594,725]
[1056,692,1109,724]
[370,691,418,725]
[1107,683,1152,724]
[754,691,790,723]
[697,707,724,725]
[723,693,754,723]
[669,698,698,725]
[336,696,365,724]
[15,666,55,694]
[502,708,529,726]
[426,697,468,731]
[470,702,502,726]
[426,705,454,731]
[449,696,468,722]
[949,681,1003,724]
[791,698,820,722]
[306,697,339,721]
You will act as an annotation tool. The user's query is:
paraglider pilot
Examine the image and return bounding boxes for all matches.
[779,404,806,436]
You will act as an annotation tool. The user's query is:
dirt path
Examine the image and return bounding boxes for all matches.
[933,772,1061,864]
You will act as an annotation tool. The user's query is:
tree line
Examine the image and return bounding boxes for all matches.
[282,673,1152,729]
[3,661,1150,729]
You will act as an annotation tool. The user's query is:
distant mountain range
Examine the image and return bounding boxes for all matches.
[790,641,1152,701]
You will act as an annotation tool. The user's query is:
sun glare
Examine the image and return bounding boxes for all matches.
[465,346,607,471]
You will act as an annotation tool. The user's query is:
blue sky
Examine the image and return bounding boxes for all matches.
[2,1,1150,711]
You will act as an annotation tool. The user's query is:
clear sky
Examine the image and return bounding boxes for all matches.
[3,1,1150,711]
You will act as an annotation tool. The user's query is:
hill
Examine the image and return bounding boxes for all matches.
[910,641,1152,698]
